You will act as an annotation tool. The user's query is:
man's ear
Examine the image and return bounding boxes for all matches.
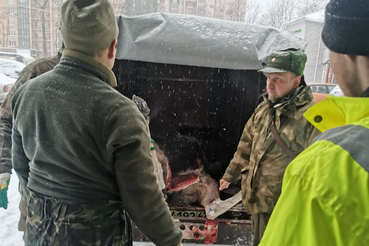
[293,76,302,89]
[108,39,117,59]
[346,54,358,62]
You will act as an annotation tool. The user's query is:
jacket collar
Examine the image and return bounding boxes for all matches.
[304,95,369,133]
[262,85,314,110]
[62,49,117,87]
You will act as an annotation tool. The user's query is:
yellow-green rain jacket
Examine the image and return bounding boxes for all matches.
[259,95,369,246]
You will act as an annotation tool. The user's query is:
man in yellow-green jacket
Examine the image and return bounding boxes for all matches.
[259,0,369,245]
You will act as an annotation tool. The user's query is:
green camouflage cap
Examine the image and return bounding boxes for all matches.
[258,48,307,76]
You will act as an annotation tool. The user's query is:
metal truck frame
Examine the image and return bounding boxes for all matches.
[113,13,306,245]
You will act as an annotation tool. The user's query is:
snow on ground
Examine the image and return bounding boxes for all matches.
[0,174,24,246]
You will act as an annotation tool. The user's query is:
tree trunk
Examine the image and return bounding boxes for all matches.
[41,11,47,58]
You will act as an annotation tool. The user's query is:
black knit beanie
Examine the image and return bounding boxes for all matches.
[322,0,369,56]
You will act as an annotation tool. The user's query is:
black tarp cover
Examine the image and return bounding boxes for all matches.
[113,13,306,179]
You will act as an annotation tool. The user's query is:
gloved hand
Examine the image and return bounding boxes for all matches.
[0,172,10,209]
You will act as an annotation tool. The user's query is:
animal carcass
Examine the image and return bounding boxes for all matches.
[133,95,241,219]
[154,135,221,218]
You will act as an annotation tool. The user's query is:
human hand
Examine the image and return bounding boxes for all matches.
[219,179,230,191]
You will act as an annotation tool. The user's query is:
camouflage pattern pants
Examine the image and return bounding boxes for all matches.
[26,191,132,246]
[18,184,29,244]
[19,193,27,232]
[251,213,271,246]
[19,194,28,243]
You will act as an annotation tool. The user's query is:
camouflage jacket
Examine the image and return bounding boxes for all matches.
[0,55,60,174]
[222,85,320,214]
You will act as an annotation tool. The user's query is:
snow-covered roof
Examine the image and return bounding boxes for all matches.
[115,13,307,70]
[305,10,325,22]
[285,10,325,26]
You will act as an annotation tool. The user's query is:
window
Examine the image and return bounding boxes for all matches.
[312,85,327,94]
[9,40,16,46]
[8,30,16,36]
[8,20,15,26]
[311,85,319,93]
[327,85,335,93]
[8,9,15,15]
[7,0,14,4]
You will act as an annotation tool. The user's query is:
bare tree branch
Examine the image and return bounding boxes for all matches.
[244,0,263,25]
[260,0,296,29]
[32,0,50,58]
[122,0,159,16]
[0,9,9,51]
[214,2,228,20]
[110,0,125,14]
[227,0,247,22]
[296,0,329,17]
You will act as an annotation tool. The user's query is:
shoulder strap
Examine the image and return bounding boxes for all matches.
[269,110,297,160]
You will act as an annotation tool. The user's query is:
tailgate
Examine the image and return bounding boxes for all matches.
[132,203,253,245]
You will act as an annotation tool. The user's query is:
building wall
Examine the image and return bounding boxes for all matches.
[285,20,306,40]
[158,0,243,21]
[206,0,215,16]
[109,0,125,14]
[0,0,19,51]
[304,21,327,83]
[285,19,328,83]
[0,0,122,58]
[28,0,61,58]
[320,46,330,82]
[6,0,245,59]
[17,0,29,49]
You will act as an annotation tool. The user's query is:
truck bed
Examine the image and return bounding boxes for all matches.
[133,202,253,245]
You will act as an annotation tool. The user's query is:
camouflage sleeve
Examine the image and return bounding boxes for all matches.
[0,68,34,174]
[222,113,255,184]
[0,99,12,174]
[105,101,182,246]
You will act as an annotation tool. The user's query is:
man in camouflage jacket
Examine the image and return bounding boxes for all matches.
[0,47,62,240]
[219,49,320,246]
